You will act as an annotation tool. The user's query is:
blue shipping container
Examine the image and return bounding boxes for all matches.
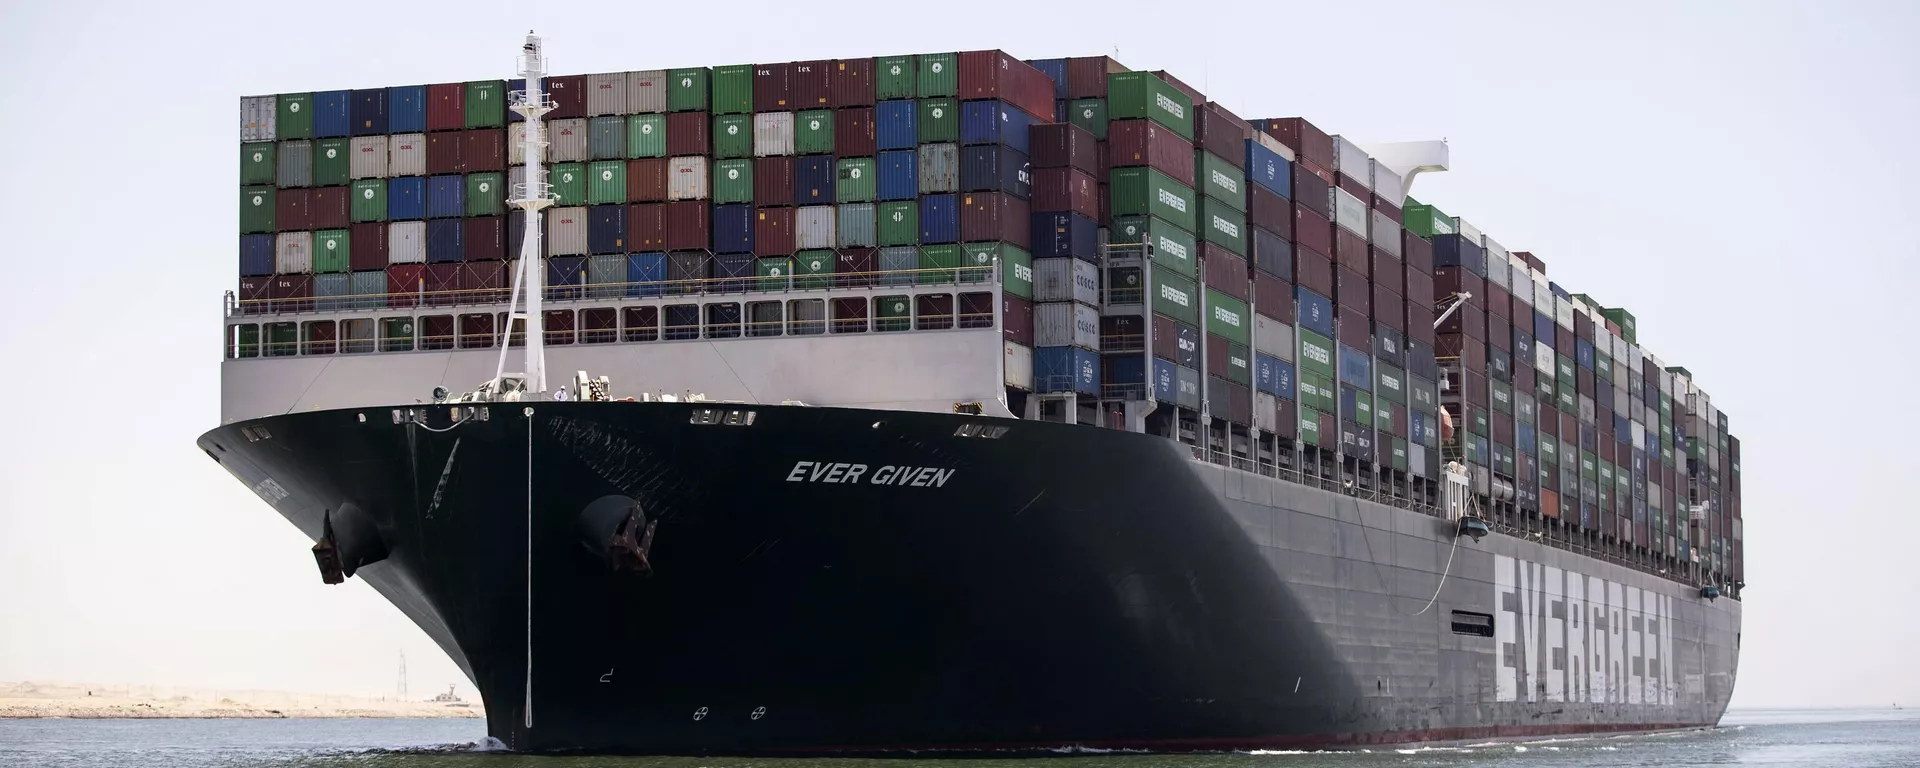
[1517,422,1537,453]
[1256,354,1296,399]
[919,194,958,244]
[1105,354,1146,385]
[1296,287,1334,339]
[1338,343,1372,389]
[351,88,388,136]
[1410,410,1429,447]
[1153,358,1178,403]
[388,178,426,220]
[1533,310,1555,345]
[1614,413,1631,439]
[959,100,1035,154]
[1244,140,1292,199]
[959,145,1031,199]
[1030,211,1097,261]
[546,256,587,299]
[1432,233,1486,277]
[426,218,464,263]
[1034,346,1100,395]
[1513,328,1533,362]
[313,90,352,138]
[1575,338,1595,369]
[1027,58,1068,99]
[314,273,351,311]
[713,253,754,292]
[240,234,275,276]
[1549,281,1571,300]
[876,100,917,150]
[590,205,627,254]
[387,85,427,133]
[713,204,754,254]
[1251,227,1292,279]
[626,252,668,297]
[795,156,835,205]
[877,150,917,201]
[426,175,465,219]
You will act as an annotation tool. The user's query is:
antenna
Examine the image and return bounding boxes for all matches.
[495,31,556,395]
[397,650,408,699]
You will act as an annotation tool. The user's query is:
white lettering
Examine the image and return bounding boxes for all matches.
[1210,169,1239,194]
[786,461,813,482]
[1213,305,1241,328]
[1154,92,1185,119]
[1156,234,1188,262]
[1157,188,1188,213]
[1013,263,1033,284]
[1301,341,1330,366]
[1159,284,1190,307]
[1545,566,1565,702]
[870,465,897,484]
[1212,215,1239,239]
[1496,555,1518,702]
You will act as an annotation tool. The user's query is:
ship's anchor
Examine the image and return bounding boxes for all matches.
[607,503,658,575]
[312,510,346,585]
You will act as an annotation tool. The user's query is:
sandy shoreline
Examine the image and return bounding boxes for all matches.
[0,681,484,719]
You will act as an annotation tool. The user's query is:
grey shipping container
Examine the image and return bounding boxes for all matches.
[877,246,917,286]
[388,221,425,264]
[627,70,668,114]
[350,136,389,179]
[278,140,313,188]
[1254,313,1294,361]
[275,232,313,273]
[586,73,629,116]
[754,112,795,156]
[668,252,707,287]
[667,157,710,200]
[796,206,835,249]
[240,95,276,141]
[549,118,589,162]
[918,143,958,194]
[548,207,589,256]
[1176,364,1201,409]
[1334,187,1368,238]
[588,116,626,160]
[1371,210,1401,256]
[1033,257,1099,306]
[349,270,386,308]
[838,203,876,247]
[588,254,627,298]
[1035,301,1100,350]
[387,133,426,177]
[314,273,350,310]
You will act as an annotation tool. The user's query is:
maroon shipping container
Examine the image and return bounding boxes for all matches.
[1405,302,1435,344]
[1148,314,1181,361]
[1254,270,1292,321]
[463,129,505,172]
[831,58,874,107]
[1404,231,1432,275]
[628,203,666,250]
[1391,404,1410,439]
[1373,196,1402,223]
[666,112,710,156]
[665,201,709,251]
[459,259,505,303]
[1248,185,1292,239]
[1150,71,1205,109]
[836,247,876,288]
[1273,397,1298,440]
[1294,205,1333,257]
[1292,164,1332,218]
[275,188,312,232]
[1513,362,1534,394]
[627,158,668,202]
[270,274,314,313]
[383,264,424,307]
[754,62,793,112]
[1433,266,1483,305]
[1372,284,1404,330]
[1202,244,1249,301]
[1029,123,1099,173]
[464,216,504,261]
[1108,120,1196,188]
[1030,167,1098,219]
[1336,306,1369,350]
[1515,250,1544,274]
[1334,265,1369,315]
[754,157,795,207]
[1439,301,1485,340]
[1333,227,1369,275]
[789,60,831,107]
[1485,283,1510,321]
[1206,333,1233,380]
[834,107,876,157]
[349,222,387,271]
[1371,248,1403,295]
[1333,172,1368,201]
[426,132,464,174]
[1065,56,1126,98]
[1003,294,1034,346]
[1575,310,1595,341]
[426,83,464,132]
[310,186,348,229]
[422,264,461,306]
[915,294,956,330]
[754,207,795,256]
[1556,325,1574,353]
[1294,245,1334,298]
[237,276,272,311]
[1102,314,1145,351]
[1256,117,1335,171]
[536,75,584,120]
[1195,103,1252,169]
[959,192,1030,248]
[1488,316,1511,352]
[959,50,1055,121]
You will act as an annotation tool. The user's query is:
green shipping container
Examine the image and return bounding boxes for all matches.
[668,68,711,112]
[240,187,275,233]
[240,142,276,185]
[1150,271,1199,326]
[627,114,666,158]
[877,201,917,246]
[1112,215,1197,278]
[1375,397,1393,431]
[276,93,313,139]
[313,138,350,187]
[1472,406,1489,436]
[313,229,350,273]
[1067,98,1108,139]
[713,159,753,204]
[465,81,505,128]
[1535,375,1555,402]
[1298,373,1336,415]
[712,65,753,115]
[550,162,587,206]
[1391,439,1410,471]
[756,257,792,292]
[918,244,962,285]
[714,114,752,158]
[793,250,835,289]
[836,157,876,202]
[918,98,959,143]
[1109,167,1196,233]
[351,179,386,222]
[1492,380,1513,414]
[954,241,995,284]
[1400,201,1455,238]
[1354,390,1373,427]
[1195,151,1246,211]
[1204,288,1250,346]
[1410,375,1437,413]
[1376,363,1406,403]
[1198,199,1247,256]
[1556,354,1576,384]
[966,243,1031,298]
[466,172,503,216]
[875,295,911,331]
[916,53,957,97]
[1107,72,1194,140]
[795,110,834,155]
[1581,451,1598,481]
[875,56,915,100]
[1299,406,1324,447]
[1603,308,1638,343]
[232,324,260,358]
[1540,438,1559,466]
[1226,341,1252,386]
[1298,330,1335,378]
[588,161,627,204]
[265,322,298,357]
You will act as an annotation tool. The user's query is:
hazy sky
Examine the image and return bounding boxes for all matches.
[1,1,1914,709]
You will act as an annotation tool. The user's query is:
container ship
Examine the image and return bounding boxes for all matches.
[201,34,1744,754]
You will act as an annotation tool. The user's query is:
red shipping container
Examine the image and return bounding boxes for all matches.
[275,188,312,232]
[1150,70,1205,109]
[1337,307,1369,349]
[270,273,313,313]
[426,83,464,132]
[1373,285,1404,331]
[1195,103,1251,170]
[349,222,387,271]
[666,112,709,156]
[1294,245,1334,298]
[754,62,793,112]
[1316,411,1337,447]
[836,247,875,288]
[1065,56,1125,99]
[665,201,709,251]
[1294,205,1333,257]
[1002,294,1034,346]
[1433,266,1483,306]
[1333,227,1369,276]
[1556,325,1574,353]
[1333,172,1368,202]
[423,263,461,306]
[959,192,1030,248]
[426,132,465,174]
[537,75,584,120]
[791,60,832,107]
[464,216,504,261]
[834,107,876,157]
[1254,270,1292,320]
[754,207,796,256]
[1255,117,1335,172]
[1489,317,1513,353]
[1576,311,1595,341]
[1371,248,1403,295]
[1405,303,1435,344]
[309,186,349,229]
[1202,243,1248,301]
[1248,185,1292,239]
[1404,263,1434,309]
[830,58,874,107]
[1334,265,1369,315]
[1514,363,1534,394]
[459,259,505,303]
[237,276,272,312]
[959,50,1055,122]
[1273,398,1298,440]
[1148,314,1181,362]
[1391,404,1410,439]
[1029,123,1099,173]
[1440,303,1485,340]
[1103,314,1145,351]
[1373,196,1402,223]
[1485,284,1511,321]
[1030,167,1098,219]
[463,129,505,172]
[753,157,796,207]
[1292,164,1333,218]
[1108,120,1196,188]
[627,158,668,202]
[385,264,425,307]
[628,203,667,251]
[1205,333,1233,378]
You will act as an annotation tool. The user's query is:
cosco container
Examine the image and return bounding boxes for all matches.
[1036,302,1100,349]
[547,207,588,256]
[1034,346,1099,394]
[1033,258,1099,305]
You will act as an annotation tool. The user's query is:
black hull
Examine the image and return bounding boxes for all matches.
[199,401,1737,754]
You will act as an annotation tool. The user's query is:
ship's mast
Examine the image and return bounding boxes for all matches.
[495,32,556,395]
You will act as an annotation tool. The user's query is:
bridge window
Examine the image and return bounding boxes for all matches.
[1451,610,1495,637]
[265,322,299,357]
[788,299,825,336]
[381,318,415,352]
[915,294,954,331]
[623,306,659,342]
[340,318,374,354]
[544,309,575,346]
[227,324,260,359]
[748,301,783,337]
[704,302,742,339]
[458,314,494,349]
[830,298,867,334]
[663,305,699,340]
[581,308,617,344]
[958,292,993,329]
[873,295,910,332]
[420,315,455,351]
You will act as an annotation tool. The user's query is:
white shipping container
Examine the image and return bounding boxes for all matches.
[754,112,795,157]
[1370,210,1400,256]
[1483,236,1509,266]
[274,232,313,274]
[1371,160,1404,206]
[1033,258,1099,305]
[795,206,835,249]
[1553,295,1574,330]
[388,133,426,177]
[627,70,668,114]
[1455,218,1483,246]
[1532,280,1552,311]
[585,73,628,116]
[1534,342,1555,374]
[1486,255,1509,289]
[388,221,425,264]
[1333,188,1368,237]
[548,118,589,162]
[349,136,389,179]
[667,157,709,200]
[240,95,276,141]
[1004,341,1034,391]
[1035,302,1100,350]
[1253,314,1294,361]
[1332,136,1372,188]
[1409,443,1427,478]
[1254,391,1278,432]
[547,207,589,256]
[1254,131,1294,162]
